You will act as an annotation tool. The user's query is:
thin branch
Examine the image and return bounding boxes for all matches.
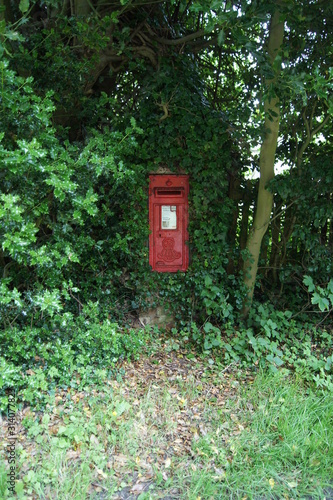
[68,287,84,312]
[308,100,317,132]
[311,113,330,137]
[87,0,100,17]
[297,107,330,169]
[315,308,333,328]
[179,0,194,23]
[213,48,222,106]
[91,483,109,492]
[145,23,207,46]
[269,199,298,226]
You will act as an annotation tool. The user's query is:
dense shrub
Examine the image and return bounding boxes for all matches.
[0,303,148,411]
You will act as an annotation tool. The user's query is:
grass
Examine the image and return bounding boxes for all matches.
[0,344,332,499]
[190,372,333,499]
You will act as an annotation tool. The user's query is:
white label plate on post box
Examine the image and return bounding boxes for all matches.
[161,206,177,229]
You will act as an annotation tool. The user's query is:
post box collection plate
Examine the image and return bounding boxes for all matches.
[149,175,189,272]
[161,206,177,229]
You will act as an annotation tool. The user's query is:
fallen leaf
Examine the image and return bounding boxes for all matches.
[113,454,128,466]
[96,468,107,479]
[90,435,99,446]
[66,450,81,460]
[131,483,145,493]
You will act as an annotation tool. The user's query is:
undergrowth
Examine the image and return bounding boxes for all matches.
[0,301,149,412]
[179,302,333,392]
[1,296,332,412]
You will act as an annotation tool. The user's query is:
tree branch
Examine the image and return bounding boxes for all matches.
[297,106,330,170]
[145,23,207,46]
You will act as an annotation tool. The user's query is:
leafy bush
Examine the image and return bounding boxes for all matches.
[0,55,240,409]
[303,275,333,313]
[183,300,333,391]
[0,303,149,411]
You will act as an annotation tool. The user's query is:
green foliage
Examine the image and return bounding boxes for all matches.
[0,54,243,412]
[0,53,243,333]
[0,310,148,411]
[303,275,333,313]
[0,2,332,416]
[182,301,332,391]
[201,275,234,321]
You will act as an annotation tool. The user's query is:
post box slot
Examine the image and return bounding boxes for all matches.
[155,189,183,197]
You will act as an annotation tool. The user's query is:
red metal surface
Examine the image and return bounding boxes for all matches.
[149,175,189,272]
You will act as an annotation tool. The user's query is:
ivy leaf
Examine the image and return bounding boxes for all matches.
[19,0,29,13]
[303,275,315,292]
[327,279,333,294]
[204,339,212,350]
[311,293,329,312]
[204,322,214,333]
[204,275,213,288]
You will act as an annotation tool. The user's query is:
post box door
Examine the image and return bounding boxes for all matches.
[153,203,185,270]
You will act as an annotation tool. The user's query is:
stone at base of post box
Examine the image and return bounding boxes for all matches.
[139,301,175,329]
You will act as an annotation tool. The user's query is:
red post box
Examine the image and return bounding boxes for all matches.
[149,175,189,272]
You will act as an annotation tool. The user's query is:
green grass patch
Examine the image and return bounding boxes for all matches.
[177,371,333,499]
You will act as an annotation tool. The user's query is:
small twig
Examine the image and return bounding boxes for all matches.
[91,482,108,491]
[220,362,237,374]
[315,308,333,328]
[68,287,84,314]
[268,199,298,226]
[9,314,20,329]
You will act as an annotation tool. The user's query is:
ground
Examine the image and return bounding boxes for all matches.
[1,339,332,499]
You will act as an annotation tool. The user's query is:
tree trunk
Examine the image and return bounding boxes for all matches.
[242,10,284,317]
[0,0,13,22]
[268,198,281,282]
[238,179,254,271]
[74,0,91,16]
[226,173,241,275]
